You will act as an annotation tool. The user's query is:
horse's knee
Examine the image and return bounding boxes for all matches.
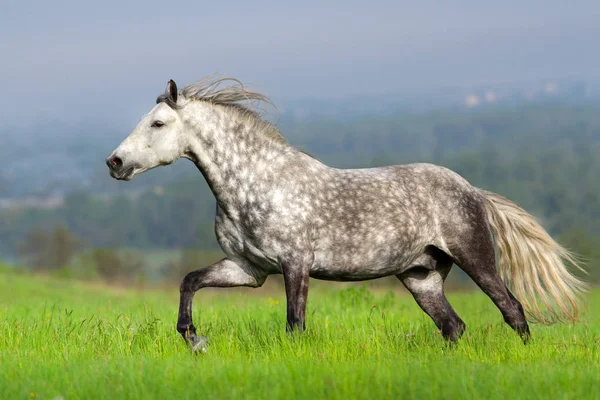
[179,270,197,292]
[180,266,266,293]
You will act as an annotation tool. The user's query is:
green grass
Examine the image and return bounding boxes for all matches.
[0,270,598,400]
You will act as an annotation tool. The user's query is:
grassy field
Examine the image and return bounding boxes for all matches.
[0,269,598,400]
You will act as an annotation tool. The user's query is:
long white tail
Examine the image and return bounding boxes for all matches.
[480,190,587,324]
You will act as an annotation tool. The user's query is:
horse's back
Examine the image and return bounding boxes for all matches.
[332,162,479,208]
[309,162,482,278]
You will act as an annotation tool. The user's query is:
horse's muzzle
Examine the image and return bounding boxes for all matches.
[106,155,135,180]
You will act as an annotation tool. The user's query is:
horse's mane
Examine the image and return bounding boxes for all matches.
[157,74,286,144]
[157,74,273,114]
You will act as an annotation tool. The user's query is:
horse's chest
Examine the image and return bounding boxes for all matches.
[214,212,279,270]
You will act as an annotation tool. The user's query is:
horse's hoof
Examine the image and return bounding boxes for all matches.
[190,335,209,353]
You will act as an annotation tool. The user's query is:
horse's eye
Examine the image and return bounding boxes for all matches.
[151,121,164,128]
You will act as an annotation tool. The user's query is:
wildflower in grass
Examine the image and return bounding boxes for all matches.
[29,392,35,398]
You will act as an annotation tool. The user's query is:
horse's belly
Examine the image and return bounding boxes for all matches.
[309,266,403,281]
[310,247,416,281]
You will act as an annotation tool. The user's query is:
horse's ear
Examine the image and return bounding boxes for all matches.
[165,79,178,103]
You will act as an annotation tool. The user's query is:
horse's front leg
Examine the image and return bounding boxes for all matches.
[177,258,266,352]
[281,254,312,333]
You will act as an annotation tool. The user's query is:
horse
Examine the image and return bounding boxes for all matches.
[106,75,586,352]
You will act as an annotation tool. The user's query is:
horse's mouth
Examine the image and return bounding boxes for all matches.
[109,166,135,181]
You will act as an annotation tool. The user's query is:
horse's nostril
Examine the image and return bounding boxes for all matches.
[107,156,123,171]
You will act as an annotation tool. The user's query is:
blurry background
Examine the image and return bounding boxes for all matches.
[1,0,598,286]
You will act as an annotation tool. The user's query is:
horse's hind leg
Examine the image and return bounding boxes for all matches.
[449,221,530,342]
[397,249,465,342]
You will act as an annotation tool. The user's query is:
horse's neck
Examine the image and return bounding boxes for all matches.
[184,105,300,218]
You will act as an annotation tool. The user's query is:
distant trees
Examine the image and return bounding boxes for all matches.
[92,248,144,284]
[559,227,600,283]
[18,225,148,283]
[161,249,223,283]
[19,224,82,271]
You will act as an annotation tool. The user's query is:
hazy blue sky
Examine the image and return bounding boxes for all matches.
[2,0,599,122]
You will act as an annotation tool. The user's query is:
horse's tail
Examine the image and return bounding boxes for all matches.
[479,189,587,324]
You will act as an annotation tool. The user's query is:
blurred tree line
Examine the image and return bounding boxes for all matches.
[1,103,599,283]
[15,224,225,285]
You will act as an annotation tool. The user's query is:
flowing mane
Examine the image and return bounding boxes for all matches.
[156,74,270,111]
[157,74,286,144]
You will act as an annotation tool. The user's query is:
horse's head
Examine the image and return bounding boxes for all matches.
[106,80,186,181]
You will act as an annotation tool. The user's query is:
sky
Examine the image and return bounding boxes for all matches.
[2,0,600,122]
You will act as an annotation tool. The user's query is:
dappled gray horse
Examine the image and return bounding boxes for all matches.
[107,76,586,351]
